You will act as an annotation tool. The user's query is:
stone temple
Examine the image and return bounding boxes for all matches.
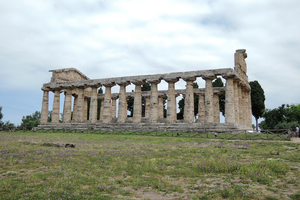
[37,49,252,132]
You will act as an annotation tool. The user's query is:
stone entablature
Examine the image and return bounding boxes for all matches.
[43,68,250,91]
[39,49,252,129]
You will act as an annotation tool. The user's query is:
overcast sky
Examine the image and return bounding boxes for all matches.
[0,0,300,125]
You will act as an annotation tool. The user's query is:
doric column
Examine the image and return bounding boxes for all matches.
[197,93,205,123]
[117,82,129,123]
[224,76,235,123]
[76,87,85,123]
[234,80,240,124]
[246,89,252,127]
[52,89,61,123]
[213,93,220,123]
[241,85,247,126]
[99,98,104,120]
[144,96,150,118]
[133,81,145,123]
[166,79,179,123]
[72,94,78,121]
[111,96,118,118]
[149,80,161,123]
[89,87,98,123]
[183,77,196,123]
[41,88,49,124]
[62,88,72,123]
[103,83,115,123]
[202,76,215,123]
[238,83,244,125]
[158,95,165,119]
[83,97,88,121]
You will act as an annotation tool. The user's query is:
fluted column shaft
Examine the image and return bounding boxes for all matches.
[83,98,88,121]
[111,97,117,118]
[100,98,104,120]
[213,93,220,123]
[238,84,244,125]
[183,78,196,123]
[41,89,49,124]
[72,95,78,121]
[149,80,160,123]
[133,83,144,123]
[158,96,164,119]
[52,90,60,123]
[103,84,115,123]
[247,90,252,127]
[234,81,240,124]
[166,79,178,123]
[76,87,85,123]
[117,83,129,123]
[197,94,205,123]
[145,97,150,118]
[89,87,98,123]
[63,88,72,123]
[203,76,215,123]
[224,77,235,123]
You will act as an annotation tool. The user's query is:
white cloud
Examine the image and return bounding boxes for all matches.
[0,0,300,124]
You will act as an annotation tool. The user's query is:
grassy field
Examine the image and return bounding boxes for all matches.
[0,131,299,200]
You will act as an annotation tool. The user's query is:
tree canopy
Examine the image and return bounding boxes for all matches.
[249,80,265,131]
[0,106,3,126]
[20,111,41,128]
[259,104,300,130]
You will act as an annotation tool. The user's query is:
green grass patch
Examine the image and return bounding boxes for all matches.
[0,131,298,199]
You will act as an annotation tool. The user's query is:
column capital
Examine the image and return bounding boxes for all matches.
[148,79,161,84]
[117,81,130,87]
[164,78,179,83]
[41,87,50,91]
[132,81,146,86]
[223,74,236,80]
[103,83,116,87]
[182,77,196,82]
[202,75,216,80]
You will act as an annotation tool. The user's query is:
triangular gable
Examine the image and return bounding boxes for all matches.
[49,68,89,83]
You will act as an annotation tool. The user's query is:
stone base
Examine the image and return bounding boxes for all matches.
[37,122,252,133]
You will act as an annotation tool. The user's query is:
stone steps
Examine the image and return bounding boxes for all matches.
[37,122,251,133]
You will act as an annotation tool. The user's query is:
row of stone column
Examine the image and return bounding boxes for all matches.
[41,76,252,127]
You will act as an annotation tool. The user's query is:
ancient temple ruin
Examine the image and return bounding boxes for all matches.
[37,49,252,132]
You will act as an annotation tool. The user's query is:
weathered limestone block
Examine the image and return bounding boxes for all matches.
[41,89,49,124]
[183,77,196,123]
[63,88,72,123]
[52,90,61,123]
